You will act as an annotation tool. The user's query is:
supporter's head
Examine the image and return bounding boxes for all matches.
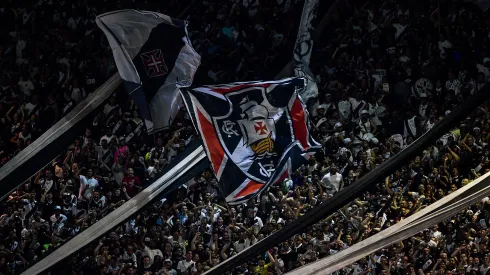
[72,162,79,173]
[164,258,172,268]
[157,137,163,147]
[87,169,93,178]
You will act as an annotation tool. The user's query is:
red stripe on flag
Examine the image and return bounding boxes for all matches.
[291,98,309,150]
[234,180,263,198]
[212,83,271,95]
[197,107,225,174]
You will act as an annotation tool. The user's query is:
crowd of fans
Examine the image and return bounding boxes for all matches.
[2,0,490,275]
[0,0,309,274]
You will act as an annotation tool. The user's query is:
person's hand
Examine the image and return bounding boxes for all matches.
[437,258,442,263]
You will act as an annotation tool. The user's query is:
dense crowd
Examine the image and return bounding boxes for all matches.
[1,0,490,275]
[0,0,308,274]
[56,1,490,275]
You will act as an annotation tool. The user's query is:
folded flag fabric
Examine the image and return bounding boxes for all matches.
[180,78,321,205]
[96,9,201,133]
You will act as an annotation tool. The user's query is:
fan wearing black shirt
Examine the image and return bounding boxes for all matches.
[414,246,434,271]
[138,255,156,274]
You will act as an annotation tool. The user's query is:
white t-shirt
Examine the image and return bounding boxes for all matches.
[322,172,343,195]
[338,101,352,120]
[18,79,34,97]
[39,178,54,193]
[79,175,98,201]
[70,87,86,103]
[24,102,39,116]
[50,214,67,225]
[50,213,68,233]
[177,260,197,273]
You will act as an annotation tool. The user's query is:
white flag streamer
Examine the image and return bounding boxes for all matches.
[287,171,490,275]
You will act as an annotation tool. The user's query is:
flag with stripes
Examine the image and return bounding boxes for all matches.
[96,10,201,133]
[180,78,321,205]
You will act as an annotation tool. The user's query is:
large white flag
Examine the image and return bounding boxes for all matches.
[293,0,319,103]
[96,10,201,133]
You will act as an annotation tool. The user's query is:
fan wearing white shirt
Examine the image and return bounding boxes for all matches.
[322,166,344,197]
[338,93,352,120]
[18,75,34,98]
[50,206,68,234]
[78,169,99,201]
[349,92,367,121]
[177,251,197,274]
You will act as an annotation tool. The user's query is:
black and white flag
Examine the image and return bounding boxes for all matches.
[96,10,201,133]
[293,0,319,103]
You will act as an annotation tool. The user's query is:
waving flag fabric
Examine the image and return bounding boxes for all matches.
[293,0,319,103]
[180,78,321,205]
[96,10,201,133]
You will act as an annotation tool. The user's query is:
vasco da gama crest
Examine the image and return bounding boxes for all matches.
[180,78,321,205]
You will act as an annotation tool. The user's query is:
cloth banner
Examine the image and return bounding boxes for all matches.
[96,9,201,133]
[180,78,321,205]
[293,0,319,103]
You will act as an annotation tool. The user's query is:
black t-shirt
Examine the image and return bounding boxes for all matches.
[415,255,434,271]
[85,71,97,93]
[138,263,155,274]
